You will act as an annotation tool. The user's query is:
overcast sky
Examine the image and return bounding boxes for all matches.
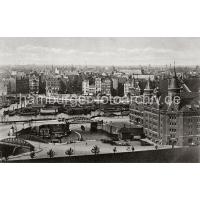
[0,38,200,66]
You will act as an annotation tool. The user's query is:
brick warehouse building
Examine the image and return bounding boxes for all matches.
[29,72,39,94]
[129,67,200,146]
[45,77,61,95]
[16,75,29,94]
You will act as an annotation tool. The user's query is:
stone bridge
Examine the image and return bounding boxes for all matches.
[0,137,35,157]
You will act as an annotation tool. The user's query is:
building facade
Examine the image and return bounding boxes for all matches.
[88,84,96,96]
[130,68,200,146]
[29,74,39,94]
[82,79,97,96]
[101,78,111,95]
[82,79,89,95]
[7,77,16,94]
[16,76,29,94]
[124,80,134,96]
[95,78,101,94]
[46,77,61,95]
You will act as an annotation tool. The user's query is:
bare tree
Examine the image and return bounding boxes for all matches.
[65,148,74,157]
[81,125,85,132]
[91,145,100,155]
[30,151,35,159]
[47,149,55,158]
[113,147,117,154]
[131,146,135,152]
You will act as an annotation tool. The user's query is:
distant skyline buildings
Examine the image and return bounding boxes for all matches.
[0,38,200,66]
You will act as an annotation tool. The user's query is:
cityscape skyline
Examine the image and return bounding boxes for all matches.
[1,38,200,66]
[0,37,199,163]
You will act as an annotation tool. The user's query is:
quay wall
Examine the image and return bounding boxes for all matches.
[10,146,200,163]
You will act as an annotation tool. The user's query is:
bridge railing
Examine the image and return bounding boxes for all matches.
[0,138,34,149]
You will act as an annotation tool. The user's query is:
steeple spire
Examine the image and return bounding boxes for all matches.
[168,61,180,97]
[173,60,177,78]
[144,76,153,96]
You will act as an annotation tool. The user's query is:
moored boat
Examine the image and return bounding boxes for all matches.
[40,107,58,115]
[19,107,39,116]
[8,110,16,116]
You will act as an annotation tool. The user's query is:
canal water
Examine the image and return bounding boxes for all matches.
[0,104,129,140]
[0,105,152,160]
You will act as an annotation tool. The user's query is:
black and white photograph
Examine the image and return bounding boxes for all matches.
[0,1,199,200]
[0,37,199,163]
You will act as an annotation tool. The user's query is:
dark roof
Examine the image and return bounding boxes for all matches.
[168,76,180,90]
[119,126,143,133]
[179,92,200,111]
[184,78,200,92]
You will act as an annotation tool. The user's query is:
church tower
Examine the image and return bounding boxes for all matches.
[168,62,181,98]
[144,76,153,97]
[133,78,141,96]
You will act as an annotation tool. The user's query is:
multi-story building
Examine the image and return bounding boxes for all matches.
[132,74,154,81]
[0,80,7,96]
[101,78,111,95]
[124,80,134,96]
[82,79,89,95]
[95,78,101,94]
[130,68,200,146]
[129,79,141,96]
[112,78,118,90]
[7,77,16,94]
[111,78,119,96]
[117,77,127,96]
[46,77,61,95]
[82,79,96,96]
[88,84,96,96]
[55,67,59,75]
[16,76,29,94]
[16,71,26,79]
[29,74,39,94]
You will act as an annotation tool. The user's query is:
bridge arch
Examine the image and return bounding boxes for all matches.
[66,116,93,124]
[0,137,34,150]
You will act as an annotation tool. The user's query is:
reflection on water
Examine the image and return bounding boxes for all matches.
[0,103,101,121]
[0,104,129,140]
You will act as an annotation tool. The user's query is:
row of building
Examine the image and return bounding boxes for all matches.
[7,73,40,94]
[82,76,149,96]
[5,69,154,97]
[2,66,200,99]
[82,78,112,96]
[129,67,200,146]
